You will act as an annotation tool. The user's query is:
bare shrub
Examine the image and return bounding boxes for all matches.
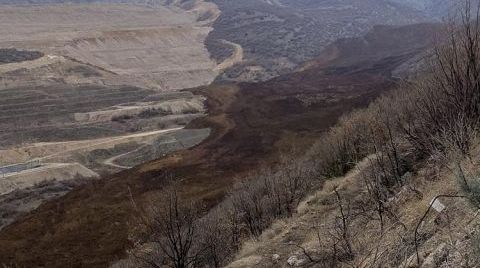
[331,188,355,260]
[131,158,316,267]
[230,177,271,238]
[195,201,242,268]
[196,212,230,268]
[309,109,373,178]
[397,2,480,158]
[227,159,316,238]
[133,190,200,268]
[132,4,480,267]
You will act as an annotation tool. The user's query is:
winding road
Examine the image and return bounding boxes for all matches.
[214,39,244,72]
[102,144,148,169]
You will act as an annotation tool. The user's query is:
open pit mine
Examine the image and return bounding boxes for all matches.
[0,0,233,231]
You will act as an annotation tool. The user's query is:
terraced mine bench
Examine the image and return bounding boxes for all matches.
[0,160,41,176]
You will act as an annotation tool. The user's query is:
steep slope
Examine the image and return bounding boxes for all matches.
[0,23,439,268]
[227,153,480,268]
[302,23,442,73]
[206,0,433,82]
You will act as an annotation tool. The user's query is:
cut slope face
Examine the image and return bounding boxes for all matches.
[0,2,220,90]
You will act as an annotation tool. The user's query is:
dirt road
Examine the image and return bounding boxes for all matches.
[214,39,244,72]
[0,127,184,165]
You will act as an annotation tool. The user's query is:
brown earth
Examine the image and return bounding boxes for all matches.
[0,24,439,267]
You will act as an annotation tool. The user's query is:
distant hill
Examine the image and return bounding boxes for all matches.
[0,0,457,83]
[302,23,442,74]
[207,0,438,82]
[389,0,465,17]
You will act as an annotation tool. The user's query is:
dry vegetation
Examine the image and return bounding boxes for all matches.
[114,2,480,267]
[0,14,443,268]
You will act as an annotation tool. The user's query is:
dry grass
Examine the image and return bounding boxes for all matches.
[227,149,480,267]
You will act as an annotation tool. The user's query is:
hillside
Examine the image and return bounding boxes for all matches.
[226,153,480,267]
[0,23,439,267]
[206,0,435,82]
[389,0,466,17]
[0,0,471,267]
[0,0,459,84]
[224,14,480,267]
